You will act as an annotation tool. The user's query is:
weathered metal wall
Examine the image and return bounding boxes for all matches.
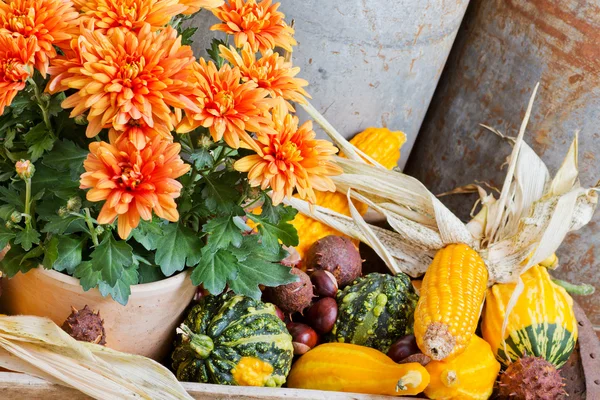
[188,0,470,169]
[406,0,600,331]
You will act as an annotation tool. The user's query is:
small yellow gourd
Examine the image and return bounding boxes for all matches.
[287,343,429,396]
[481,265,577,368]
[425,335,500,400]
[292,127,406,257]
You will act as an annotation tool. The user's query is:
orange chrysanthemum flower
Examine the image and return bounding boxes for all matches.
[108,118,173,150]
[0,0,80,77]
[73,0,186,34]
[80,138,191,239]
[220,44,309,110]
[176,59,273,152]
[234,100,342,205]
[47,23,200,139]
[0,33,36,115]
[211,0,296,54]
[179,0,224,15]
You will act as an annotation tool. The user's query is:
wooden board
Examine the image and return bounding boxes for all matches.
[0,302,597,400]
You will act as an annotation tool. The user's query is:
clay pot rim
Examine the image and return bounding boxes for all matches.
[33,266,192,294]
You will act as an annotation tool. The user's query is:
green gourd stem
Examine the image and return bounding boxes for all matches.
[178,324,214,359]
[552,278,595,296]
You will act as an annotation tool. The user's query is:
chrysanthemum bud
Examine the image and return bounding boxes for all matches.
[40,92,52,102]
[197,135,213,149]
[15,160,35,180]
[5,221,14,229]
[66,197,82,212]
[95,226,105,236]
[58,206,69,218]
[10,211,22,224]
[74,115,88,125]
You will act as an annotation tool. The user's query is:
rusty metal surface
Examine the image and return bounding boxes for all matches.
[187,0,470,169]
[405,0,600,331]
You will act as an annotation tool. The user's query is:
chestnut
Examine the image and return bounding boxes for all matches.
[387,334,420,363]
[287,322,318,355]
[305,297,338,334]
[310,270,338,298]
[274,305,286,322]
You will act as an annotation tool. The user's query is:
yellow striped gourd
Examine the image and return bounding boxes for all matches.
[481,265,577,368]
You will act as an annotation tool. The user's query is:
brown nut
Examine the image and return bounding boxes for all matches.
[286,322,318,355]
[310,270,338,298]
[387,334,420,363]
[305,236,362,287]
[305,297,338,334]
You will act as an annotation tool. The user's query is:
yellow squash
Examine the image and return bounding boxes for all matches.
[291,127,406,257]
[481,265,577,368]
[425,335,500,400]
[287,343,429,396]
[414,244,488,361]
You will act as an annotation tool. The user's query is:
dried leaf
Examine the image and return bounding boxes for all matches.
[0,315,192,400]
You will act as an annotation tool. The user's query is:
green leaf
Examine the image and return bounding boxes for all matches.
[3,129,16,149]
[189,148,213,170]
[98,265,139,305]
[41,214,87,235]
[154,223,203,276]
[207,38,227,68]
[90,234,133,287]
[14,228,41,251]
[138,263,165,284]
[0,204,15,221]
[20,245,44,264]
[0,245,38,278]
[24,122,55,161]
[190,247,238,295]
[74,261,101,291]
[32,162,81,194]
[202,215,244,250]
[229,255,297,299]
[191,235,297,299]
[42,236,59,269]
[201,172,243,215]
[131,219,165,251]
[47,93,66,117]
[42,140,87,180]
[0,224,16,250]
[247,203,299,252]
[51,235,86,274]
[179,27,198,46]
[0,186,24,208]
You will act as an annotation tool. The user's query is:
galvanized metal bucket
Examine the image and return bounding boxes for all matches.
[406,0,600,331]
[188,0,470,169]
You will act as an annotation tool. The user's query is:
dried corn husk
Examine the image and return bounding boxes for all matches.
[300,86,599,285]
[0,315,192,400]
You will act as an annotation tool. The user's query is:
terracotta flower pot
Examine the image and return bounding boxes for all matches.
[0,265,196,361]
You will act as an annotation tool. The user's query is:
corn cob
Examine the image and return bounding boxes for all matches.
[291,127,406,257]
[414,244,488,361]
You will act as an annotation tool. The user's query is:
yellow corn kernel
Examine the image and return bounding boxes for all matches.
[414,244,488,361]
